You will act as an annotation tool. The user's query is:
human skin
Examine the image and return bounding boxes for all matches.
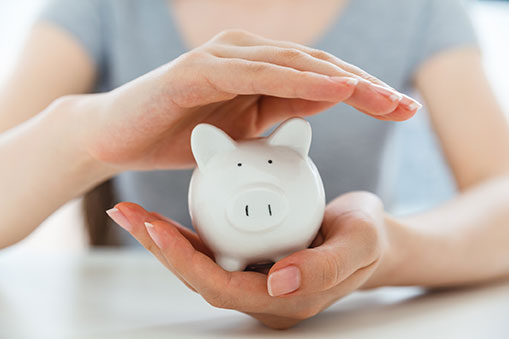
[109,173,509,329]
[107,22,509,331]
[2,0,509,330]
[0,27,417,248]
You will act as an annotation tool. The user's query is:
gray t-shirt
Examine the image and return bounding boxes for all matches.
[39,0,477,237]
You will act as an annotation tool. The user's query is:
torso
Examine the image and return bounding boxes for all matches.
[96,0,458,241]
[110,0,405,235]
[170,0,348,48]
[39,0,475,244]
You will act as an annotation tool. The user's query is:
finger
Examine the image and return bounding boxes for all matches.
[348,83,404,116]
[221,34,422,118]
[360,107,419,123]
[210,45,401,115]
[290,50,423,117]
[260,92,418,124]
[216,31,388,86]
[258,96,336,127]
[210,44,360,123]
[203,57,358,103]
[246,312,302,330]
[149,211,214,258]
[145,220,292,314]
[267,193,384,297]
[222,32,390,88]
[211,44,353,81]
[289,50,422,118]
[324,191,385,219]
[109,202,197,292]
[267,215,379,297]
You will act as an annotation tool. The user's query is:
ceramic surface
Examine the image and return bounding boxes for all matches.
[189,117,325,271]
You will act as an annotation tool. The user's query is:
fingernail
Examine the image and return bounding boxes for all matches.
[371,84,403,103]
[267,265,301,297]
[330,76,359,86]
[106,208,132,231]
[145,222,163,248]
[401,94,423,111]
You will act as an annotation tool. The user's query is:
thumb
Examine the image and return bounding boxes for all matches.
[267,211,381,297]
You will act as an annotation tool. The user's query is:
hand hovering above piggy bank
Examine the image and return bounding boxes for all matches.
[188,117,325,271]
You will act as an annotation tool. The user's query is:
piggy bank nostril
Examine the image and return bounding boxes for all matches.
[227,187,288,231]
[243,203,273,217]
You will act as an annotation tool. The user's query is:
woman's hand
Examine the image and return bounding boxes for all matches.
[107,191,398,329]
[69,29,420,172]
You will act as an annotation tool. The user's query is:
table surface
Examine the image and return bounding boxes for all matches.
[0,250,508,339]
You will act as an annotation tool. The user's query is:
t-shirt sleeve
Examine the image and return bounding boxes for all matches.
[36,0,105,70]
[410,0,479,72]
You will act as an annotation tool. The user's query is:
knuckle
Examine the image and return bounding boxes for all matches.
[353,66,379,83]
[308,248,343,290]
[214,28,250,42]
[244,61,268,74]
[366,191,384,205]
[203,291,231,309]
[276,47,305,61]
[142,241,160,255]
[48,94,79,111]
[346,211,382,262]
[170,80,204,108]
[202,275,236,309]
[322,250,343,288]
[309,49,334,61]
[358,218,380,249]
[204,293,222,308]
[353,211,378,233]
[342,209,378,237]
[291,305,323,320]
[292,69,310,85]
[178,50,209,65]
[343,191,384,207]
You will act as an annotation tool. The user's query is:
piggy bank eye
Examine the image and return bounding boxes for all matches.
[237,163,242,167]
[268,160,273,164]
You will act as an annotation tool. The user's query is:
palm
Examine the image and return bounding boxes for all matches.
[85,29,418,172]
[114,193,383,330]
[126,94,332,170]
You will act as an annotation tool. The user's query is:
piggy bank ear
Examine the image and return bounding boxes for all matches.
[267,117,311,157]
[191,123,237,168]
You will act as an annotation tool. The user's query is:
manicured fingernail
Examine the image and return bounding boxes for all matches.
[267,265,301,297]
[371,84,403,102]
[330,76,359,86]
[406,102,422,111]
[106,208,132,231]
[401,94,423,111]
[145,222,163,248]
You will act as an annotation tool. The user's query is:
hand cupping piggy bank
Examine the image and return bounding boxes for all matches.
[188,117,325,271]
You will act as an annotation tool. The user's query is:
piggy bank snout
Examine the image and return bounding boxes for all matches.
[226,187,288,232]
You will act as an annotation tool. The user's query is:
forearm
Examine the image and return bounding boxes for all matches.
[0,96,116,248]
[369,176,509,288]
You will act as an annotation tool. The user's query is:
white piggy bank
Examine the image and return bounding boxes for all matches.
[188,117,325,271]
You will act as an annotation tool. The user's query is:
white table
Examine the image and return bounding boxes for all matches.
[1,250,508,339]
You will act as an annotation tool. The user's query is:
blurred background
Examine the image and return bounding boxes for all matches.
[0,0,508,256]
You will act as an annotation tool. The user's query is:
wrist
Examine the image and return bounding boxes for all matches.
[361,214,411,289]
[45,95,119,187]
[0,96,120,248]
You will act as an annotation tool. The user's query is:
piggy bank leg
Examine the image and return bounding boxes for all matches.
[216,256,245,272]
